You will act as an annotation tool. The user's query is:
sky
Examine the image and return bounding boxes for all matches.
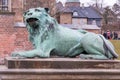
[57,0,117,7]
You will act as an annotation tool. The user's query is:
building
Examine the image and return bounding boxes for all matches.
[56,0,102,33]
[0,0,101,60]
[0,0,56,58]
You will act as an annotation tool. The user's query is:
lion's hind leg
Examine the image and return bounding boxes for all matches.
[79,54,108,59]
[80,33,113,60]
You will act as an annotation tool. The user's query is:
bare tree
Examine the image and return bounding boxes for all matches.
[112,0,120,30]
[112,0,120,14]
[103,7,110,25]
[91,0,104,9]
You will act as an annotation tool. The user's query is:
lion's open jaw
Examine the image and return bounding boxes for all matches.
[26,18,39,28]
[26,18,38,23]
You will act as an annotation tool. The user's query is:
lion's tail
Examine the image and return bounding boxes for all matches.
[99,34,119,59]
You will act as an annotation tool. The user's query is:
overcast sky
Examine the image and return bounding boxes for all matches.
[57,0,117,7]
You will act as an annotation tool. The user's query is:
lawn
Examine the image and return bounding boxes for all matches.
[110,40,120,60]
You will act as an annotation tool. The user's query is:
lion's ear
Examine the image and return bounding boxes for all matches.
[23,10,29,17]
[44,8,49,13]
[23,12,26,17]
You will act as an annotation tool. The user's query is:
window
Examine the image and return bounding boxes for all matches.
[92,20,96,25]
[73,11,78,16]
[80,19,87,25]
[72,18,79,24]
[0,0,10,11]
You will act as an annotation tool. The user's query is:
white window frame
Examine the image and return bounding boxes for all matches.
[73,11,78,16]
[92,20,96,25]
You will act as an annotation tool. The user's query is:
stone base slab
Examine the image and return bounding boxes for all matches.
[5,57,120,69]
[1,69,120,80]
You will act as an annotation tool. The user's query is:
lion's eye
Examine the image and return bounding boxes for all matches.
[26,10,29,13]
[28,13,32,16]
[35,9,41,12]
[24,10,29,16]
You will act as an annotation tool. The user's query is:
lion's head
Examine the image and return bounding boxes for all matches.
[23,7,58,47]
[24,7,54,33]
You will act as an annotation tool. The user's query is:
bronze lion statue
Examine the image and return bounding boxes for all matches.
[11,7,118,59]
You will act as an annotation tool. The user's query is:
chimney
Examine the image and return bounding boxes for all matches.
[82,3,84,9]
[65,0,80,7]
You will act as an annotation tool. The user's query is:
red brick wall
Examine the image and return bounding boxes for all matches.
[11,0,23,22]
[14,28,33,51]
[60,13,72,24]
[0,13,15,58]
[24,0,56,16]
[0,13,32,59]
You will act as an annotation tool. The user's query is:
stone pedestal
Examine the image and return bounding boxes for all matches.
[1,69,120,80]
[5,57,120,69]
[1,57,120,80]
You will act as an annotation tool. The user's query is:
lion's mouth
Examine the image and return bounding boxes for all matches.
[26,18,39,28]
[26,18,38,23]
[26,18,40,33]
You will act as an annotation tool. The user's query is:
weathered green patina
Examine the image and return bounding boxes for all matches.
[11,7,118,59]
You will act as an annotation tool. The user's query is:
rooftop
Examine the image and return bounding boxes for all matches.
[61,24,101,30]
[66,0,80,2]
[65,6,102,19]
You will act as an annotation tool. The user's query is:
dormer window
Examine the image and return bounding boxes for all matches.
[73,11,78,16]
[92,20,96,25]
[0,0,11,11]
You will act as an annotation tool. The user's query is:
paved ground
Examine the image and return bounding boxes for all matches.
[0,65,7,69]
[0,58,4,65]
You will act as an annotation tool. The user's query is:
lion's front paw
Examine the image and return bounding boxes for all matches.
[11,52,25,58]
